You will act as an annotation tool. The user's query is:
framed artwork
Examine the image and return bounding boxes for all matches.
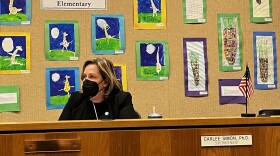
[133,0,166,29]
[136,40,169,80]
[218,13,243,72]
[45,67,80,109]
[0,0,31,25]
[114,63,127,91]
[183,38,208,97]
[45,20,79,61]
[250,0,272,23]
[0,85,20,112]
[0,32,30,74]
[253,32,277,89]
[91,14,125,55]
[182,0,206,23]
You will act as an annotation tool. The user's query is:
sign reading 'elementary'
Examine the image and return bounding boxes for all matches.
[41,0,106,10]
[201,135,252,147]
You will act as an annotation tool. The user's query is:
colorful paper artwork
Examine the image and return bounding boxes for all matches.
[0,85,20,112]
[182,0,206,24]
[136,40,169,80]
[250,0,272,23]
[45,67,80,109]
[183,38,208,97]
[133,0,166,29]
[0,0,31,25]
[91,14,125,55]
[45,20,79,61]
[253,32,277,90]
[114,63,127,91]
[0,32,30,74]
[219,79,246,104]
[218,14,243,72]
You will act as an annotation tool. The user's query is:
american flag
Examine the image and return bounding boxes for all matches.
[239,66,254,98]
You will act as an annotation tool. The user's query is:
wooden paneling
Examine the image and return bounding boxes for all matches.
[0,118,279,156]
[1,0,280,122]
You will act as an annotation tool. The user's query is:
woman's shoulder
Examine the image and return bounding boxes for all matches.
[67,91,84,105]
[70,91,83,97]
[111,89,131,97]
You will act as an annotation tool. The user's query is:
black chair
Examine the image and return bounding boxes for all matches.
[258,109,280,117]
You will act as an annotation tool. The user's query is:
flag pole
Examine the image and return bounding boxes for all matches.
[245,66,248,114]
[241,64,256,117]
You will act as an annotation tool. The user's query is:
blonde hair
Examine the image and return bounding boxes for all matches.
[81,58,122,96]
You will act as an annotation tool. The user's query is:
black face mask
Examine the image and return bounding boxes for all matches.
[82,79,99,98]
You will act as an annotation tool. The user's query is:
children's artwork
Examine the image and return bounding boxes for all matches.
[133,0,166,29]
[253,32,277,90]
[45,67,80,109]
[91,14,125,55]
[45,20,79,61]
[182,0,206,24]
[219,79,246,104]
[0,0,31,25]
[0,32,30,74]
[250,0,272,23]
[136,40,169,80]
[0,85,20,112]
[183,38,208,97]
[114,63,127,91]
[218,14,243,72]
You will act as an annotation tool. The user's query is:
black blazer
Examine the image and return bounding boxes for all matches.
[59,90,140,120]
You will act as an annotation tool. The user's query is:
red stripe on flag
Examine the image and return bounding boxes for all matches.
[239,66,254,99]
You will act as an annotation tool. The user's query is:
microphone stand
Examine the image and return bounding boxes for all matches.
[241,66,256,117]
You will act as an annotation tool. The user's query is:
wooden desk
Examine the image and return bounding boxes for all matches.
[0,117,279,156]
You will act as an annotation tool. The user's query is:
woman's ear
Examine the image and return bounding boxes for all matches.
[103,79,109,87]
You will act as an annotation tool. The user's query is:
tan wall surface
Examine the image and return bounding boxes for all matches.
[0,0,279,122]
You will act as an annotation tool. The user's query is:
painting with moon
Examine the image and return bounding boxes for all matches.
[45,67,80,110]
[133,0,166,29]
[0,32,30,74]
[0,0,31,25]
[91,14,125,54]
[136,40,169,80]
[45,20,79,61]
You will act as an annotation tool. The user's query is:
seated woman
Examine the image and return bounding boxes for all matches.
[59,57,140,120]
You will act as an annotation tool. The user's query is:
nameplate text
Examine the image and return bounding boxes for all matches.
[201,135,252,147]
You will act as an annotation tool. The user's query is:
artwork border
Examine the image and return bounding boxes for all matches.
[91,14,125,55]
[0,85,20,112]
[133,0,167,29]
[136,40,169,81]
[0,0,31,25]
[45,20,80,61]
[183,38,208,97]
[45,67,80,110]
[218,79,246,104]
[253,32,277,90]
[217,13,243,72]
[249,0,272,23]
[182,0,207,24]
[0,32,31,74]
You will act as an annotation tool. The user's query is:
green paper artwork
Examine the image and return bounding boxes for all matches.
[136,40,169,80]
[250,0,272,23]
[0,85,20,112]
[218,14,243,72]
